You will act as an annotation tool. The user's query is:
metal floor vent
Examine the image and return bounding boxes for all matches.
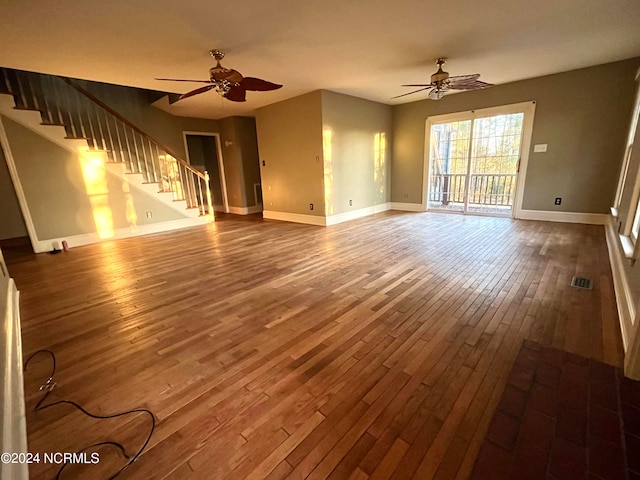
[571,277,593,290]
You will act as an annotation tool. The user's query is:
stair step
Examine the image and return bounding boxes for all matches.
[64,136,89,140]
[13,106,41,112]
[40,122,67,127]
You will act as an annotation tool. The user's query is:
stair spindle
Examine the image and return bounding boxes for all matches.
[15,72,29,109]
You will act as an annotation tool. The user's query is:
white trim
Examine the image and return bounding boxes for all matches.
[613,69,640,213]
[512,103,536,220]
[325,203,390,226]
[1,276,28,480]
[32,217,208,253]
[515,209,608,225]
[619,234,635,259]
[183,131,229,214]
[390,202,426,212]
[611,206,619,219]
[262,210,326,226]
[0,115,39,253]
[228,204,263,215]
[423,101,537,219]
[605,220,636,352]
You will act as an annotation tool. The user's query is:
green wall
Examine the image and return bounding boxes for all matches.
[256,91,324,216]
[392,58,640,213]
[321,91,392,215]
[2,116,185,240]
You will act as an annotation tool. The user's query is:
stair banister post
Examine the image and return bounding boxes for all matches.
[204,171,214,222]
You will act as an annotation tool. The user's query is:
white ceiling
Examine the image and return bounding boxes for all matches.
[1,0,639,120]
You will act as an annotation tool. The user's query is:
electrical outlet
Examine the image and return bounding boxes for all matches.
[349,199,352,206]
[554,197,561,205]
[262,160,265,166]
[404,193,409,199]
[146,211,153,218]
[309,203,314,211]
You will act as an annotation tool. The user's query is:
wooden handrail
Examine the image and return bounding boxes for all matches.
[61,78,205,179]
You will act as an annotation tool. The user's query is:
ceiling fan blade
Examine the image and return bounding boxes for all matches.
[447,74,480,83]
[401,84,435,87]
[448,79,493,90]
[240,77,283,91]
[391,87,433,99]
[155,78,213,83]
[178,85,216,101]
[225,85,247,102]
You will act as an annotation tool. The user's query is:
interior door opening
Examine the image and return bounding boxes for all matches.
[425,102,535,218]
[184,133,229,213]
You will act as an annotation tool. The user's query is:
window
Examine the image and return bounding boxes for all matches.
[612,68,640,260]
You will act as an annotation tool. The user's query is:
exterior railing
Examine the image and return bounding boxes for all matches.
[430,173,516,207]
[0,67,212,217]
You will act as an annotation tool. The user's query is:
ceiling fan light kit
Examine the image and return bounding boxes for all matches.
[155,49,282,103]
[394,57,493,101]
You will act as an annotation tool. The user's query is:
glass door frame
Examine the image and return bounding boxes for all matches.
[421,101,537,219]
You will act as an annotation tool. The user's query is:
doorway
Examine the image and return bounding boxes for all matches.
[183,132,229,213]
[424,102,536,217]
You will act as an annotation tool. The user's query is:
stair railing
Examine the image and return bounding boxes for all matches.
[0,67,213,218]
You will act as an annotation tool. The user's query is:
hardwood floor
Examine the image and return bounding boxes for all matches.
[7,211,624,479]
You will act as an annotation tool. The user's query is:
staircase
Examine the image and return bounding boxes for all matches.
[0,67,213,224]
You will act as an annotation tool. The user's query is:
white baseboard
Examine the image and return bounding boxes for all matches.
[264,203,391,227]
[325,203,390,226]
[34,217,209,253]
[262,210,326,226]
[228,204,263,215]
[516,209,608,225]
[604,220,635,352]
[390,202,426,212]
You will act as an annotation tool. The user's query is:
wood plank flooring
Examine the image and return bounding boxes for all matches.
[6,211,624,479]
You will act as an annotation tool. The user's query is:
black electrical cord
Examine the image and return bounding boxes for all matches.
[23,349,155,480]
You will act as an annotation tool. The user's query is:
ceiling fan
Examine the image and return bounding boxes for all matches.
[394,58,493,100]
[155,50,282,102]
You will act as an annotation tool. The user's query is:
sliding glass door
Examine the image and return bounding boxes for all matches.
[427,104,532,217]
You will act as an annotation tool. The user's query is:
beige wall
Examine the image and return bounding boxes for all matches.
[255,91,324,216]
[392,58,640,213]
[2,116,185,240]
[0,144,27,240]
[321,91,392,215]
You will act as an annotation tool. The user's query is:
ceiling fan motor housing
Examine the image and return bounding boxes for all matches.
[431,68,449,84]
